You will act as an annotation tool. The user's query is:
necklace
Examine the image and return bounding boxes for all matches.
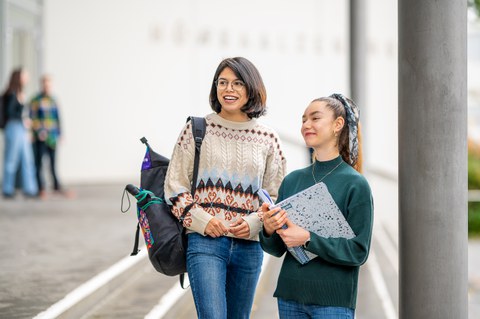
[312,160,343,184]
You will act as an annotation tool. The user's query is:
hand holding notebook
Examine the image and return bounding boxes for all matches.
[259,189,314,264]
[259,184,356,264]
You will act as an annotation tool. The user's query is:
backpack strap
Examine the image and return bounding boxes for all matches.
[178,116,207,222]
[179,116,205,289]
[188,116,207,195]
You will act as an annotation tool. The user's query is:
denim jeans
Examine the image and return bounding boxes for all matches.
[2,120,38,196]
[187,232,263,319]
[278,298,355,319]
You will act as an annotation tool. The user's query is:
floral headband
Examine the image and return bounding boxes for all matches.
[330,93,360,166]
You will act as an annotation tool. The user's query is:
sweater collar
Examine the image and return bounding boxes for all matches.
[312,155,344,173]
[208,113,257,130]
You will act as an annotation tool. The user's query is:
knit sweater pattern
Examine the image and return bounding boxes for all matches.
[259,156,373,309]
[165,113,286,241]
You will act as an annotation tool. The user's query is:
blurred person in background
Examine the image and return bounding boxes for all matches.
[1,68,38,198]
[29,74,65,198]
[164,57,286,319]
[260,94,373,319]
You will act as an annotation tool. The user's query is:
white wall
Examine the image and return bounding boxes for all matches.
[468,12,480,143]
[43,0,353,184]
[365,0,398,177]
[36,0,480,186]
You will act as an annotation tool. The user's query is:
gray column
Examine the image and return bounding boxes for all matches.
[349,0,367,164]
[0,0,6,85]
[398,1,468,318]
[349,0,366,107]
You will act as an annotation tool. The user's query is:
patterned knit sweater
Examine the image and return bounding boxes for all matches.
[165,113,286,241]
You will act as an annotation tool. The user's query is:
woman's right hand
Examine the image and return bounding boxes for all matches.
[204,218,229,238]
[261,203,287,236]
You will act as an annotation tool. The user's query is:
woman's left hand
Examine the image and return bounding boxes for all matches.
[276,219,310,248]
[229,218,250,239]
[23,118,32,129]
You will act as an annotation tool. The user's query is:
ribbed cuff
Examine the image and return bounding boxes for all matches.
[243,213,262,241]
[187,206,214,236]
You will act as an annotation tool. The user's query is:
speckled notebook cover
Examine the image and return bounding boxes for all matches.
[275,182,356,262]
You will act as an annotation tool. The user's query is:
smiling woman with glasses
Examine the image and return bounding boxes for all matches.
[209,57,267,121]
[215,79,245,91]
[165,56,286,319]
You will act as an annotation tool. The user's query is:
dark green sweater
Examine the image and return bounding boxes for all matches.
[259,156,373,309]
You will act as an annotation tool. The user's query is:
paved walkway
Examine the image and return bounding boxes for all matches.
[0,184,138,318]
[0,177,479,318]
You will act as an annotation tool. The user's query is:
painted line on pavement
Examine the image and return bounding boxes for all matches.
[144,253,272,319]
[144,280,190,319]
[367,250,397,319]
[374,222,399,274]
[33,249,147,319]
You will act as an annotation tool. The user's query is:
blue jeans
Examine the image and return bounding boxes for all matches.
[187,232,263,319]
[2,120,38,196]
[278,298,355,319]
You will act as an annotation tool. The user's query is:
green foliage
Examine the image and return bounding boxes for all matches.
[469,0,480,16]
[469,153,480,188]
[469,202,480,236]
[468,140,480,236]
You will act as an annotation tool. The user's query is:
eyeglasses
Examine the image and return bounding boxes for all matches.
[216,79,246,91]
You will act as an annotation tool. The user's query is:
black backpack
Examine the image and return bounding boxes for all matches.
[123,116,206,283]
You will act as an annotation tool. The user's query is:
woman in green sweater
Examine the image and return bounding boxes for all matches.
[259,94,373,319]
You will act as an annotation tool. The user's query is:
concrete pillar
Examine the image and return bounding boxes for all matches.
[349,0,367,165]
[349,0,368,169]
[349,0,366,107]
[398,1,468,318]
[0,0,6,85]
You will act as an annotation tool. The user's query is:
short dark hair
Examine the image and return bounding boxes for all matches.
[209,57,267,119]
